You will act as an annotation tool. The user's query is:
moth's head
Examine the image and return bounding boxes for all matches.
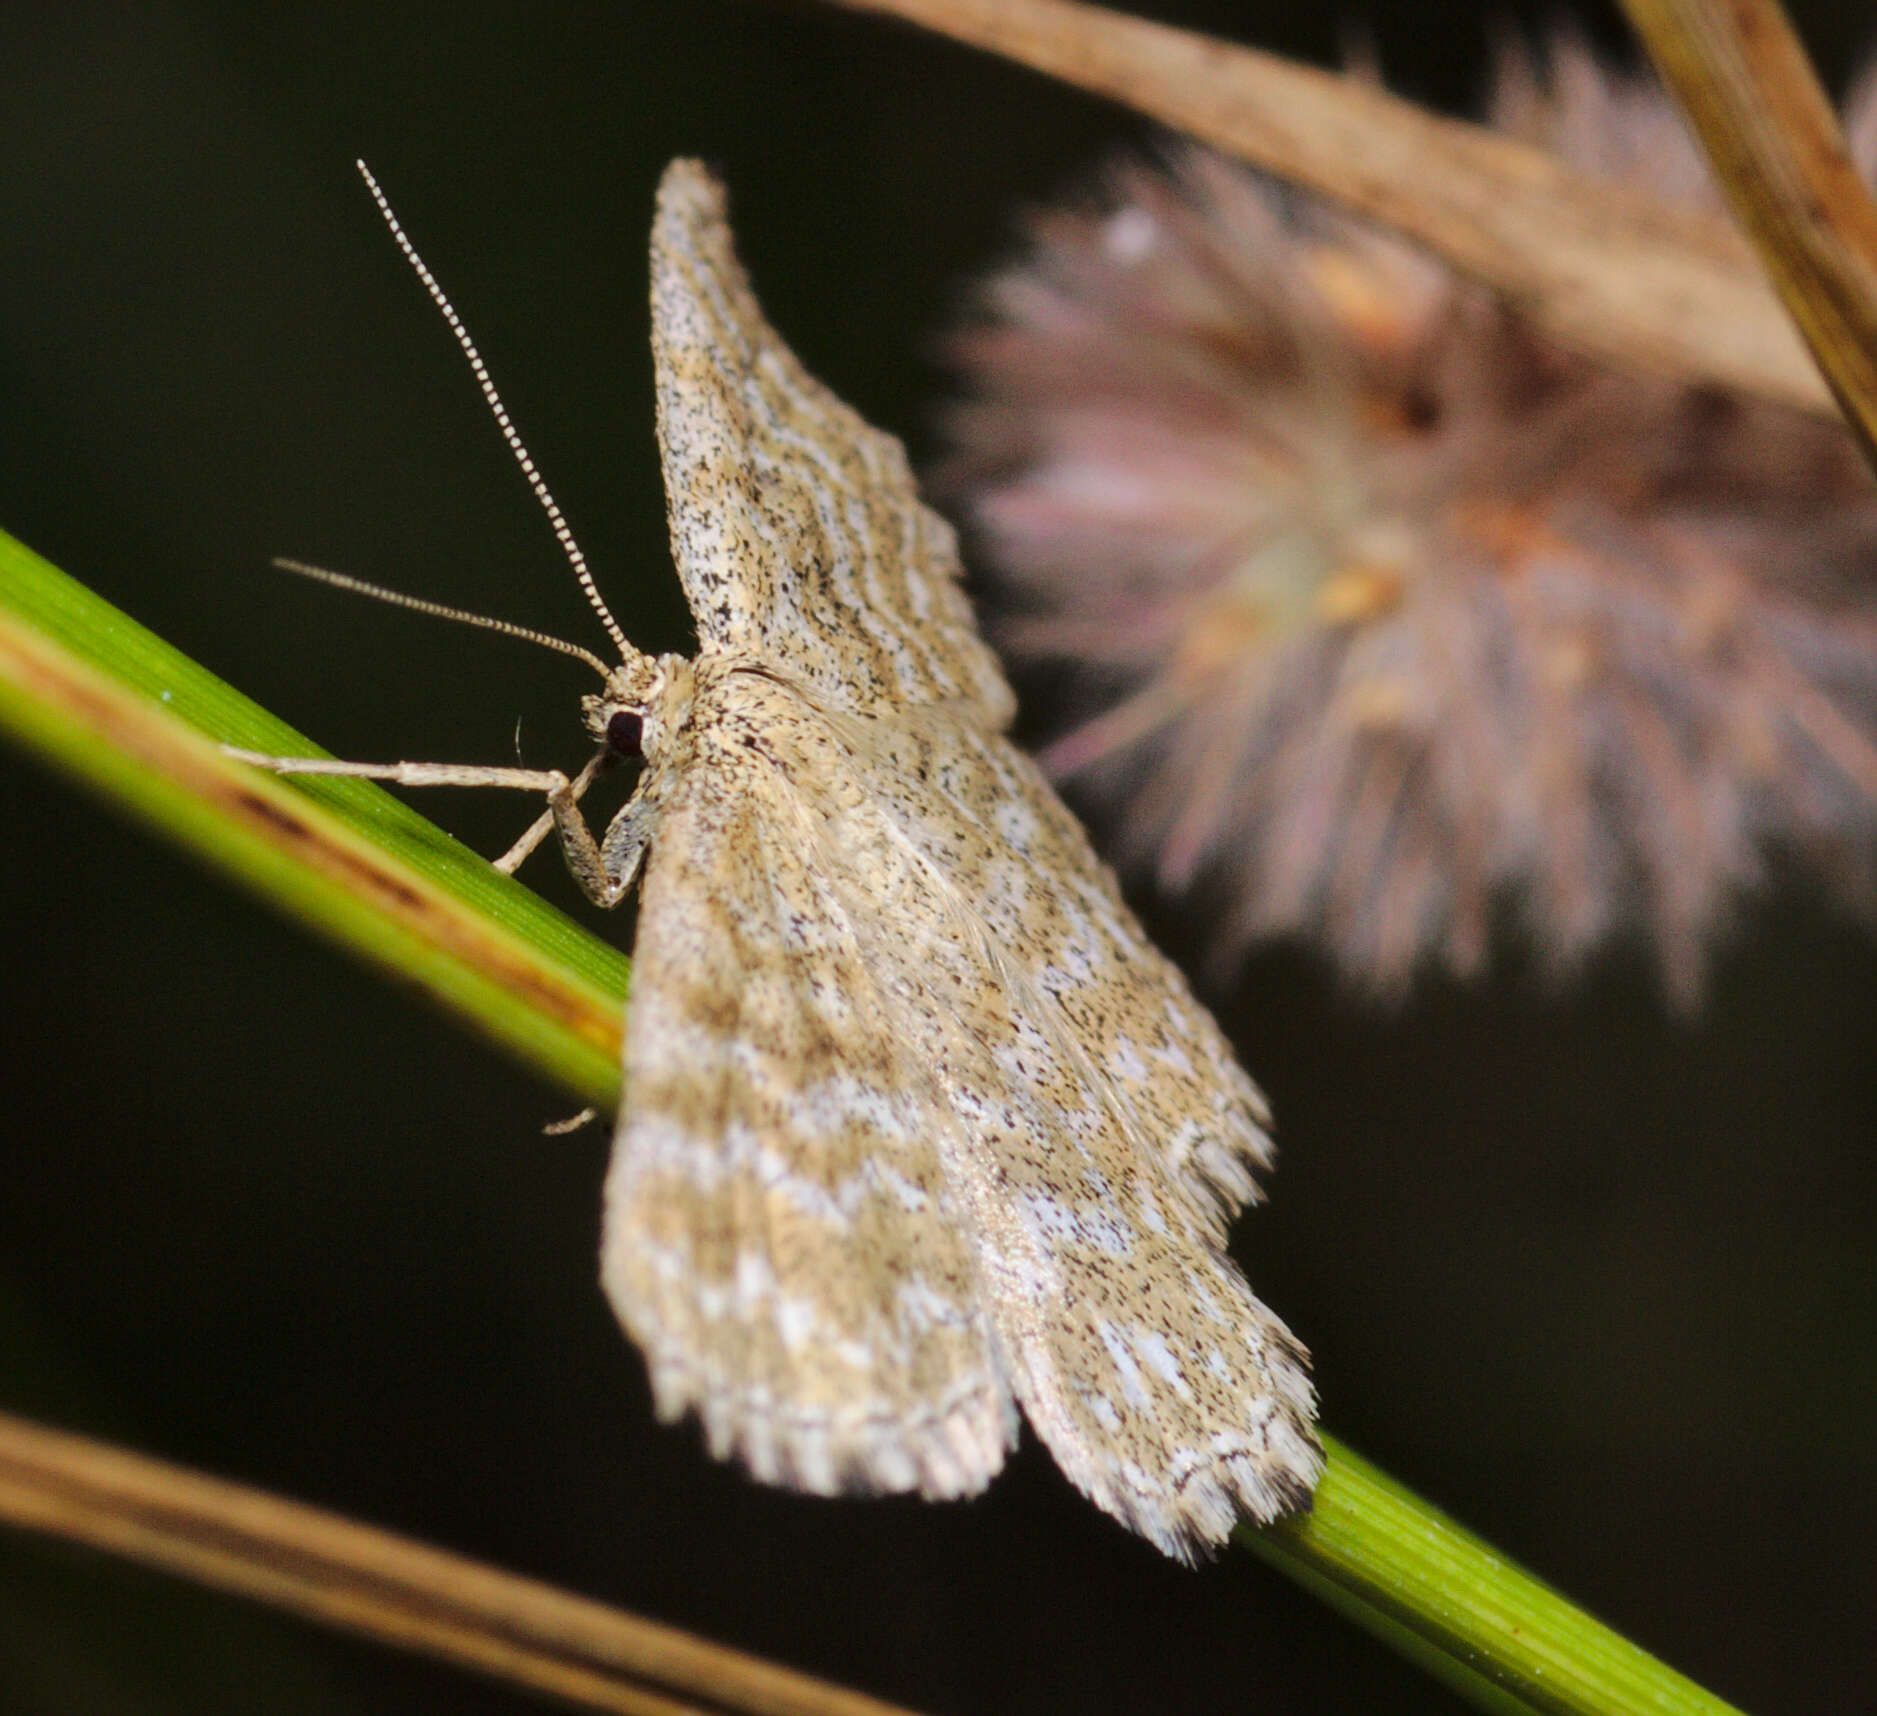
[584,651,694,765]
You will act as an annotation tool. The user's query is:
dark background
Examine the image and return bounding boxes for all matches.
[1,3,1873,1712]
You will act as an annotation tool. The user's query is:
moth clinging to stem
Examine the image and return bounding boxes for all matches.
[230,158,1321,1560]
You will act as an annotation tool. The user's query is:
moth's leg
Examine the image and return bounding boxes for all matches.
[599,794,655,896]
[225,746,582,882]
[222,747,567,795]
[547,779,650,910]
[493,748,610,875]
[226,743,639,904]
[541,1108,599,1136]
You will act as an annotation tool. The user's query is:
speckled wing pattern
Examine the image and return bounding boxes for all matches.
[601,161,1319,1560]
[647,161,1013,730]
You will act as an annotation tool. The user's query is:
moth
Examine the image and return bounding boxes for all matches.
[234,159,1321,1560]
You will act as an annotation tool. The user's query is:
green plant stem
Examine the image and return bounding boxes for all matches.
[0,528,627,1110]
[0,528,1747,1716]
[1247,1439,1742,1716]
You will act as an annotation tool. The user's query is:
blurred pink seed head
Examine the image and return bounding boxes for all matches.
[939,31,1877,1007]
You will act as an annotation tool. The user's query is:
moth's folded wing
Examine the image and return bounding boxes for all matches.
[648,158,1015,730]
[839,715,1322,1559]
[601,748,1017,1500]
[950,1005,1322,1561]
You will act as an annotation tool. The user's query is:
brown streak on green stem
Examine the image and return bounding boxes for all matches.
[0,531,626,1110]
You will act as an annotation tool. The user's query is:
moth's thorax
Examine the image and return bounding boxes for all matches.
[683,657,860,779]
[585,651,695,763]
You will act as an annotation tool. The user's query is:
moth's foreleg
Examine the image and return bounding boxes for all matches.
[548,778,650,910]
[492,748,611,875]
[598,793,654,900]
[222,746,568,796]
[224,745,573,876]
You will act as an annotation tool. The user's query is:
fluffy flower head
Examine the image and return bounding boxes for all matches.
[942,36,1877,1004]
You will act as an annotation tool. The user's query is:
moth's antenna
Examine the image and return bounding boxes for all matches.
[355,158,634,662]
[273,557,613,679]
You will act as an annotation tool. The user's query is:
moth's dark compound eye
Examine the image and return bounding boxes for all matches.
[607,710,645,759]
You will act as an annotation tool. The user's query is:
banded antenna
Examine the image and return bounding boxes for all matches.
[271,557,612,680]
[354,157,634,664]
